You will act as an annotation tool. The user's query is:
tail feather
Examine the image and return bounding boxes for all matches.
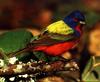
[8,47,31,57]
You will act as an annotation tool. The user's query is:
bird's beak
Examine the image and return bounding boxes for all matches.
[79,21,85,25]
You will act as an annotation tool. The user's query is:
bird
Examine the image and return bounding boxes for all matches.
[9,10,85,58]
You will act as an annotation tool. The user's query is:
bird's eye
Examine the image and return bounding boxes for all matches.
[73,18,78,22]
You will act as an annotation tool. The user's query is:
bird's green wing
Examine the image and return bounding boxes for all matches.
[31,33,76,46]
[48,33,75,41]
[45,20,74,35]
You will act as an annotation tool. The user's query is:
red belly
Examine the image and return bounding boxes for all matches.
[34,41,77,56]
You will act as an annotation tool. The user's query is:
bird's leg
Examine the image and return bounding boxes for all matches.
[59,56,70,62]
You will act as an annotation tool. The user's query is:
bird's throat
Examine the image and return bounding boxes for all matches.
[76,24,82,35]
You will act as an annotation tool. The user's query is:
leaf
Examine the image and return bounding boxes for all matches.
[82,56,100,82]
[0,29,33,55]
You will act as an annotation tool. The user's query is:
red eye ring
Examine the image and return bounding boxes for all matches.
[73,18,78,22]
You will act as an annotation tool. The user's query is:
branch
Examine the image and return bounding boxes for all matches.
[0,60,79,77]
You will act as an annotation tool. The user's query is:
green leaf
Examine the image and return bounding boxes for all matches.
[82,56,100,82]
[0,29,33,55]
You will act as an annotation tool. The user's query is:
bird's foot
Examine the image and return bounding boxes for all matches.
[59,57,70,62]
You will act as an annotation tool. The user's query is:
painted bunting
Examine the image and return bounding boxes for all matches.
[10,10,85,57]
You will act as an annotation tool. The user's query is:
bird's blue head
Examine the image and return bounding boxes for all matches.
[63,10,85,36]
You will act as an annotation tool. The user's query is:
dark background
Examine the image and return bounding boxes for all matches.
[0,0,100,30]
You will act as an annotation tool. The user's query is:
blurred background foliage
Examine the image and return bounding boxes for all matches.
[0,0,100,31]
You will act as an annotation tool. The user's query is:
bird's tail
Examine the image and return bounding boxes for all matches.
[8,46,33,57]
[8,42,37,57]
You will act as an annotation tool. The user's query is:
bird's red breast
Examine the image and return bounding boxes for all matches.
[34,40,78,56]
